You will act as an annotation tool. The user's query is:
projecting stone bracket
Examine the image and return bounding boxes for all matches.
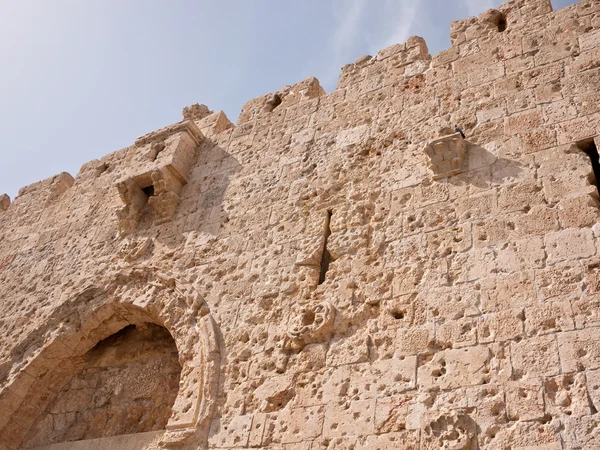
[115,120,204,235]
[424,132,468,180]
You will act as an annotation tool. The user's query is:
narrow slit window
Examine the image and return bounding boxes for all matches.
[318,210,333,285]
[577,137,600,197]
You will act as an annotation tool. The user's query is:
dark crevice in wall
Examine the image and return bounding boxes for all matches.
[318,210,333,285]
[497,16,507,32]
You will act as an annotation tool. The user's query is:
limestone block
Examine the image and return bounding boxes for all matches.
[542,173,596,204]
[472,216,513,248]
[512,205,559,238]
[247,413,266,447]
[505,380,545,421]
[374,394,415,434]
[511,335,560,380]
[424,132,468,179]
[558,328,600,373]
[395,324,434,357]
[448,247,496,284]
[558,194,600,228]
[571,293,600,329]
[424,222,472,258]
[585,368,600,412]
[562,415,600,450]
[403,203,457,235]
[544,228,596,263]
[263,406,323,444]
[505,109,543,136]
[484,420,562,450]
[253,375,294,413]
[497,181,544,213]
[495,236,546,273]
[326,334,370,367]
[417,346,491,390]
[358,430,420,450]
[455,190,497,221]
[323,399,376,438]
[437,318,478,349]
[420,284,481,320]
[465,384,507,440]
[392,264,425,296]
[577,0,600,16]
[544,373,591,418]
[208,414,252,447]
[478,309,524,343]
[535,261,583,301]
[524,300,574,337]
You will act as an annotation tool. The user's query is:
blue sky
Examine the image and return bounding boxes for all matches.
[0,0,578,200]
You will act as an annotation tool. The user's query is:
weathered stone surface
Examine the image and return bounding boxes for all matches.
[1,1,600,449]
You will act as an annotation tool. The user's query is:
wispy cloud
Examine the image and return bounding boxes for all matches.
[325,0,422,89]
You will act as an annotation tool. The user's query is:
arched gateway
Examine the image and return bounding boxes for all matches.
[0,268,220,449]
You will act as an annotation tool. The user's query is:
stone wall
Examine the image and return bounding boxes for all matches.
[1,0,600,449]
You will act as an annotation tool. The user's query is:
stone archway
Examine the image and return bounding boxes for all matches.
[0,267,220,449]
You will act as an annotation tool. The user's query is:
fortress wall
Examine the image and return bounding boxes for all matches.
[1,0,600,448]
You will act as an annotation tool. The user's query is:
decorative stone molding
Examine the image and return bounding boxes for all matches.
[116,120,204,234]
[286,302,336,350]
[424,132,468,180]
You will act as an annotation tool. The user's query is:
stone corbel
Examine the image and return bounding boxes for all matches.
[424,132,468,180]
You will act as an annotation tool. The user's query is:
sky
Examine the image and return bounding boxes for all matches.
[0,0,579,200]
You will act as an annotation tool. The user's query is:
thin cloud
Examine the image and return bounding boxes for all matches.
[325,0,422,89]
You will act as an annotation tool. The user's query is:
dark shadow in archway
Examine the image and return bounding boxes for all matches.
[20,324,181,448]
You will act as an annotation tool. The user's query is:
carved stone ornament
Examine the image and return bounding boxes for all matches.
[286,302,336,350]
[424,132,468,180]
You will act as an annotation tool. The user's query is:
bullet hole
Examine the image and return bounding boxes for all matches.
[391,311,405,320]
[142,185,155,198]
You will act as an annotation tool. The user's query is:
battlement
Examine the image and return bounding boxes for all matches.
[2,0,597,211]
